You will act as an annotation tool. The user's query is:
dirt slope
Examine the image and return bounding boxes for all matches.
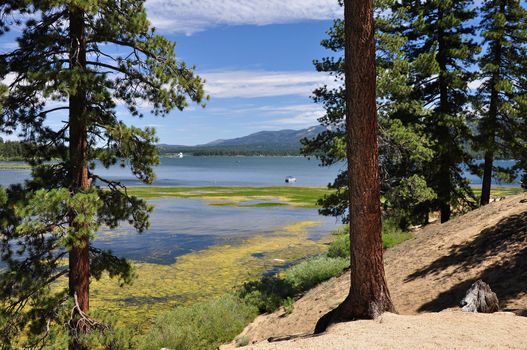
[223,193,527,348]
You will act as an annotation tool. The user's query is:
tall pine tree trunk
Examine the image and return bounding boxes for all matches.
[68,7,90,350]
[314,0,395,333]
[480,8,502,206]
[480,86,498,206]
[437,11,452,223]
[480,150,494,205]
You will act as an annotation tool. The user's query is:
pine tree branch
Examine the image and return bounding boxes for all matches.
[85,60,160,89]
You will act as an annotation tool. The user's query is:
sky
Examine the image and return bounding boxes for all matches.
[0,0,343,145]
[144,0,342,145]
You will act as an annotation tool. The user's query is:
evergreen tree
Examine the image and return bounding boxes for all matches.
[302,0,436,229]
[473,0,527,205]
[315,0,394,332]
[395,0,479,222]
[0,1,205,348]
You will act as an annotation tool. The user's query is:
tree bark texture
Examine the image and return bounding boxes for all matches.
[68,6,90,350]
[315,0,395,334]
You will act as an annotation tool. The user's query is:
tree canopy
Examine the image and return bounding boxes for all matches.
[0,0,205,348]
[302,0,437,229]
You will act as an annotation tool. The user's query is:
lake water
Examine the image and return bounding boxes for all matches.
[0,157,520,188]
[0,157,520,265]
[0,157,342,265]
[0,156,343,187]
[95,198,338,265]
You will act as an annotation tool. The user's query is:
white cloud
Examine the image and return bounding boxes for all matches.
[259,104,324,127]
[203,70,336,99]
[468,78,488,91]
[145,0,341,34]
[272,110,323,126]
[217,103,324,128]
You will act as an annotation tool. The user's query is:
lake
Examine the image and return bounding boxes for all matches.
[0,157,520,188]
[95,198,338,265]
[0,157,343,266]
[0,156,520,265]
[0,156,522,317]
[0,156,343,187]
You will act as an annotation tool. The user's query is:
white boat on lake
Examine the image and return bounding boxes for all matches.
[285,176,296,183]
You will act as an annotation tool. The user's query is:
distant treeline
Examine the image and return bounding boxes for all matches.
[0,140,301,159]
[0,139,496,159]
[0,139,25,160]
[158,145,302,156]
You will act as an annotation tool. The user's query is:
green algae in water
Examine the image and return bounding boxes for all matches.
[88,220,331,326]
[127,186,331,208]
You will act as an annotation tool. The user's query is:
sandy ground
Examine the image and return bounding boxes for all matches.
[222,193,527,348]
[237,311,527,350]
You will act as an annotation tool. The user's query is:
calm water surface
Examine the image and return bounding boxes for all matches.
[0,157,341,264]
[0,157,520,264]
[95,198,338,265]
[0,157,520,188]
[0,156,343,187]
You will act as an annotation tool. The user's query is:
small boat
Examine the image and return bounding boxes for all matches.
[285,176,297,183]
[177,152,184,158]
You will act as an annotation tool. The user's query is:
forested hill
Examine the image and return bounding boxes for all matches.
[0,139,25,160]
[0,126,324,159]
[158,126,326,156]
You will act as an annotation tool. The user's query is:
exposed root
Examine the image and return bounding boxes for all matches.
[66,293,109,339]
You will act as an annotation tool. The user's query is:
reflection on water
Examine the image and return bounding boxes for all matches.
[94,198,338,264]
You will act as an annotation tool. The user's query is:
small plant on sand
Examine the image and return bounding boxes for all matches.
[235,335,251,347]
[282,297,295,316]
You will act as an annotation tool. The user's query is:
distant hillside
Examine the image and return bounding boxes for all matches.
[158,126,325,156]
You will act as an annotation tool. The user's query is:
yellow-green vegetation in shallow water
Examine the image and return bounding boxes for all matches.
[0,162,31,170]
[88,220,330,326]
[472,186,525,198]
[127,186,331,208]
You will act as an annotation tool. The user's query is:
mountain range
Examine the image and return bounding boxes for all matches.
[158,125,325,156]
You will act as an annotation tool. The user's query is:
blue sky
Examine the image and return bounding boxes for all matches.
[144,0,342,145]
[153,21,338,145]
[0,0,342,145]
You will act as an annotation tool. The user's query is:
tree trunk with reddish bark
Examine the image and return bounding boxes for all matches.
[68,7,90,350]
[314,0,395,334]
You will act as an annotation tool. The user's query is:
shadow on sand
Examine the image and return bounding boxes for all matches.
[405,212,527,312]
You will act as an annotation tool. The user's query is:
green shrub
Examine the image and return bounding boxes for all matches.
[327,221,413,258]
[382,220,414,249]
[238,276,295,313]
[140,294,257,350]
[327,231,350,258]
[284,256,349,291]
[235,335,250,347]
[238,256,349,314]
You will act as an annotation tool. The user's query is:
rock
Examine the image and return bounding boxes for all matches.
[460,280,499,313]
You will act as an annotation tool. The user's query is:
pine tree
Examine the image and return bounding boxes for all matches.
[0,1,205,348]
[474,0,527,205]
[395,0,479,222]
[302,0,436,229]
[315,0,395,333]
